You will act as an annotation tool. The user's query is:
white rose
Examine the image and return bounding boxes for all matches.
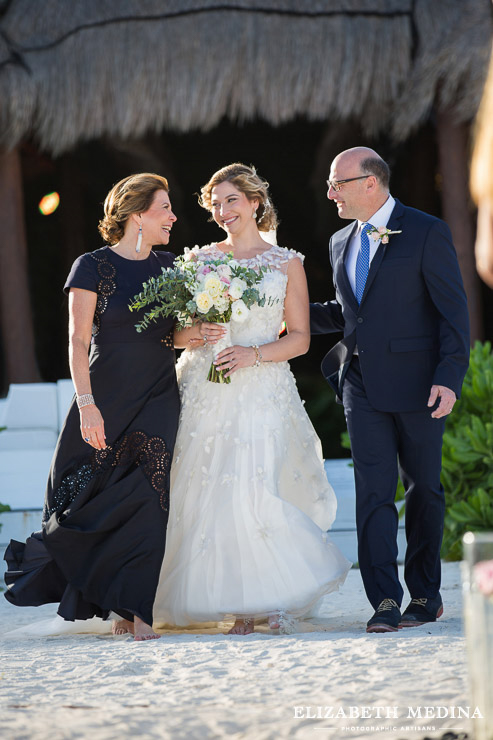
[229,277,247,300]
[231,299,250,323]
[195,291,213,313]
[204,274,222,299]
[213,295,230,313]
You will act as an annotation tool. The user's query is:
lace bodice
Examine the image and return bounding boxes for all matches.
[193,243,304,346]
[195,243,304,272]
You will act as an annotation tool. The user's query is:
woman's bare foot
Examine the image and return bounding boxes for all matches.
[112,618,135,636]
[227,618,254,635]
[133,616,161,641]
[268,614,280,630]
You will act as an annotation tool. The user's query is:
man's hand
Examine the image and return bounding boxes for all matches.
[427,385,457,419]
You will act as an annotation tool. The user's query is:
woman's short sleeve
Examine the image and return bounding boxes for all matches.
[64,254,98,295]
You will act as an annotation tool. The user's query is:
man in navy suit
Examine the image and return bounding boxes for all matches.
[311,147,469,633]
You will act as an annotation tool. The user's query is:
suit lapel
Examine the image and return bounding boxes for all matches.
[359,199,405,306]
[333,222,359,311]
[386,198,405,236]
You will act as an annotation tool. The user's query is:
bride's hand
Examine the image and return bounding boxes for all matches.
[189,322,228,348]
[214,345,256,377]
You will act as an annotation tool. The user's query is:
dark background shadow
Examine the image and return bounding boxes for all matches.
[16,117,492,456]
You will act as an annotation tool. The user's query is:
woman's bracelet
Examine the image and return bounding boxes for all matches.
[252,345,263,367]
[77,394,95,409]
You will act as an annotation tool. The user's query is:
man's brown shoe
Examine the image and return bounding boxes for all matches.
[400,595,443,627]
[366,599,401,633]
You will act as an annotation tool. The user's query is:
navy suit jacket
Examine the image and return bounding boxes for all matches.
[310,199,470,412]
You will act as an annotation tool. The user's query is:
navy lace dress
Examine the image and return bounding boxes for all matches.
[4,246,180,626]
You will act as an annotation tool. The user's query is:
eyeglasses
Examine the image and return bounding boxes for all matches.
[326,176,369,192]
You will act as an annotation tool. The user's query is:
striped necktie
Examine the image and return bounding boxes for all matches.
[355,222,372,304]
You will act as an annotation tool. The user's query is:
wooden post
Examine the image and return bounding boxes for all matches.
[436,113,482,342]
[0,146,41,384]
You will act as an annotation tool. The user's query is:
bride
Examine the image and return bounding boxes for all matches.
[152,163,351,635]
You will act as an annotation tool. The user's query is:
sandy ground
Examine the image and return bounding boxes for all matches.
[0,563,474,740]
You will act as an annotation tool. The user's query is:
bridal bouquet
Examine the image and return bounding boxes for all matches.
[129,248,271,383]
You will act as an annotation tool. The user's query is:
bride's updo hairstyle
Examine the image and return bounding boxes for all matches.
[98,173,170,245]
[198,163,278,232]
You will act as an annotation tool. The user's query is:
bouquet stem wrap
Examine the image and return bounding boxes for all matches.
[208,321,231,384]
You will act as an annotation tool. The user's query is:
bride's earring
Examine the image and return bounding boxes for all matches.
[135,223,142,253]
[252,210,257,220]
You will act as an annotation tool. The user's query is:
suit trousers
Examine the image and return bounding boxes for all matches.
[342,357,446,609]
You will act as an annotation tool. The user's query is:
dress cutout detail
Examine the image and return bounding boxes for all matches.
[90,252,117,337]
[43,430,172,523]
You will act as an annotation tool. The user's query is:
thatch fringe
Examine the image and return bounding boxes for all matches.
[0,0,490,154]
[391,0,492,140]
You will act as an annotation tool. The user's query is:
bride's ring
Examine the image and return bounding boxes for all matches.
[203,334,208,344]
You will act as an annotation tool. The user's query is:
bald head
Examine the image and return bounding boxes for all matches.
[334,148,390,189]
[334,147,378,168]
[328,147,391,221]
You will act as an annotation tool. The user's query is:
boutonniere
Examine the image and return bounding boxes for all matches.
[368,225,402,244]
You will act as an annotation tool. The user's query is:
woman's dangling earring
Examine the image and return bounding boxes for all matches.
[252,210,257,220]
[135,223,142,253]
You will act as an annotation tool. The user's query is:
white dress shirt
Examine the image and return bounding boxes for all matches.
[345,195,396,295]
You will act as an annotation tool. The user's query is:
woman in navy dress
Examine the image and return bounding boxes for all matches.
[4,173,180,641]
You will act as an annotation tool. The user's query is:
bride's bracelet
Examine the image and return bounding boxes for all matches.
[252,344,263,367]
[77,393,95,409]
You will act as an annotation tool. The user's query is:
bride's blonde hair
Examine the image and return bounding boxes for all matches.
[198,163,278,232]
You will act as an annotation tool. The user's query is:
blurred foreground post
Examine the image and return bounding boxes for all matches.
[0,146,40,384]
[462,531,493,740]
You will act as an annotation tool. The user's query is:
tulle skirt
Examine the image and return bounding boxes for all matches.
[152,348,351,630]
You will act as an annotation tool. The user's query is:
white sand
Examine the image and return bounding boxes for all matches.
[0,563,473,740]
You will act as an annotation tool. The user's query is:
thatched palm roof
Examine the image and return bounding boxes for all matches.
[0,0,491,155]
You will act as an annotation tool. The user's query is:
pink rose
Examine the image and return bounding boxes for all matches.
[475,560,493,596]
[216,264,232,279]
[377,226,387,234]
[381,235,389,244]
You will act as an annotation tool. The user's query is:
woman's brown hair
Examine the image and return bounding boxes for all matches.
[98,173,169,244]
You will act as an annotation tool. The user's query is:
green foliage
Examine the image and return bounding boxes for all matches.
[441,341,493,560]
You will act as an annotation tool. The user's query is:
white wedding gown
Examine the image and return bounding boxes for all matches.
[152,244,351,631]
